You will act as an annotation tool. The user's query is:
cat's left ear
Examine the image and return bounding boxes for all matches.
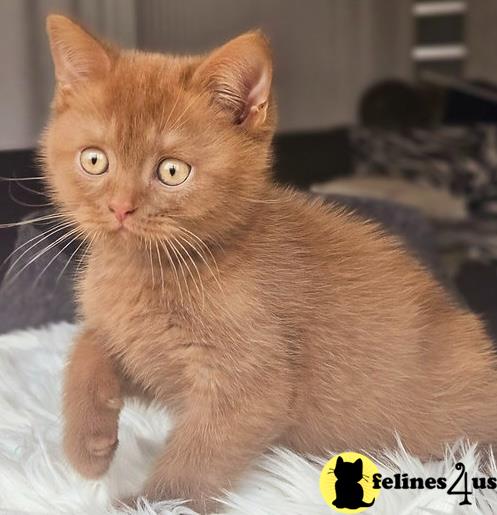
[193,31,272,129]
[46,15,112,87]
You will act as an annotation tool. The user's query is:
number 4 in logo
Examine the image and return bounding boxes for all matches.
[447,463,473,506]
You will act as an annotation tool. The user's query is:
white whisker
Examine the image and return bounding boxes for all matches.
[76,231,97,275]
[0,213,65,229]
[1,220,73,271]
[12,177,47,196]
[176,230,223,293]
[0,176,44,181]
[168,92,205,134]
[177,226,221,275]
[238,196,284,204]
[163,78,184,130]
[33,230,84,287]
[155,241,165,299]
[171,235,204,305]
[159,240,183,304]
[148,237,156,289]
[5,226,81,287]
[4,220,76,277]
[56,232,90,284]
[166,239,191,302]
[7,181,52,208]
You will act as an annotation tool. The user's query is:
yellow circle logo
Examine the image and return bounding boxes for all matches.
[320,452,380,513]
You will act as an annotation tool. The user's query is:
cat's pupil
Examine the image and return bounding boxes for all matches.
[169,166,176,176]
[91,156,97,165]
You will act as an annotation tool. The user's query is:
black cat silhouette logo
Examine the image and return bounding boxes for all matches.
[320,452,380,513]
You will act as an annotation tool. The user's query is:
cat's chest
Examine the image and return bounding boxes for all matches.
[80,258,221,397]
[82,262,171,331]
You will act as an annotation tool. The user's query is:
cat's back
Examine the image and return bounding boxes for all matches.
[250,187,437,314]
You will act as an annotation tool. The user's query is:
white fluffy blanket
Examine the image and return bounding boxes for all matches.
[0,322,496,515]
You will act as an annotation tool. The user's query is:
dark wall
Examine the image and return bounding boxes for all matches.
[0,150,46,278]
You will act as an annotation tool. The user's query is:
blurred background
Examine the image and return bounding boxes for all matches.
[2,0,497,336]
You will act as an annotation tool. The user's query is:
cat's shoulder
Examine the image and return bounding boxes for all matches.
[266,185,388,240]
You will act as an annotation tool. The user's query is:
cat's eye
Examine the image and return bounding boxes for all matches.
[157,158,191,187]
[79,147,109,175]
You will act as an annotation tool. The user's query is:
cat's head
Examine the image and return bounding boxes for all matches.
[41,15,275,248]
[334,457,363,481]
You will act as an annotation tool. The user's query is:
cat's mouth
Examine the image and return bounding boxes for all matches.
[91,216,133,238]
[111,221,134,236]
[107,217,144,240]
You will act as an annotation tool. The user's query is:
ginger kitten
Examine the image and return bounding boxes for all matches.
[42,15,497,513]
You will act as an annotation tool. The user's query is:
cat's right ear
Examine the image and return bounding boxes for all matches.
[336,456,344,465]
[46,15,111,87]
[192,31,272,130]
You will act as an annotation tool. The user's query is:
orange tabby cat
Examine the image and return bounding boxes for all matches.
[42,14,497,513]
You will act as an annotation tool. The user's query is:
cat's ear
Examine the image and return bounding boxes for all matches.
[46,15,112,86]
[336,456,344,465]
[193,31,272,129]
[354,459,363,469]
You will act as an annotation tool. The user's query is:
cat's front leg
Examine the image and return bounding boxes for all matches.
[63,328,123,478]
[140,388,286,513]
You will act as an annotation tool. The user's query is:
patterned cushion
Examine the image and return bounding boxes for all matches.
[350,125,497,216]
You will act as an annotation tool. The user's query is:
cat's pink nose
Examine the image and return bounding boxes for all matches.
[108,202,136,223]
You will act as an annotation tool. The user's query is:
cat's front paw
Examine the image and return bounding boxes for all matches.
[63,406,119,479]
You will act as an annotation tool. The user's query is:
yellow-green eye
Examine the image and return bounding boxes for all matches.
[157,158,191,186]
[80,148,109,175]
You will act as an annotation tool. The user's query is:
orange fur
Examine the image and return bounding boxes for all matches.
[41,15,497,513]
